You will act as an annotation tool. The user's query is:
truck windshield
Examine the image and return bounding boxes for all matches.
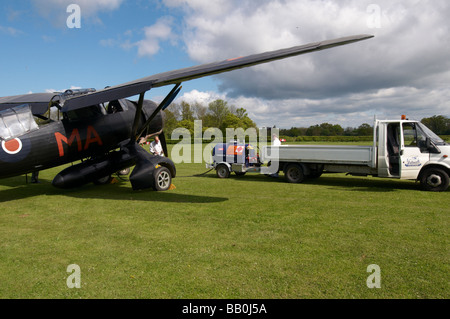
[417,123,448,145]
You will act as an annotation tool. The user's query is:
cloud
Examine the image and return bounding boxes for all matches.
[178,89,226,106]
[159,0,450,127]
[136,17,176,57]
[0,25,23,36]
[100,17,176,58]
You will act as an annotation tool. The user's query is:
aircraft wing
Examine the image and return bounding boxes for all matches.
[57,34,373,112]
[0,93,57,115]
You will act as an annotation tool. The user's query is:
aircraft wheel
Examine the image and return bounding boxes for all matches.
[285,164,305,184]
[420,168,449,192]
[216,164,230,178]
[93,175,112,185]
[118,167,131,176]
[153,166,172,191]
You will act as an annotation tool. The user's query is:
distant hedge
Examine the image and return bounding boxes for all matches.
[289,136,373,142]
[166,136,374,144]
[166,135,449,144]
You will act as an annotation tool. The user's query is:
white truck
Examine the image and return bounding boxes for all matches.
[262,118,450,192]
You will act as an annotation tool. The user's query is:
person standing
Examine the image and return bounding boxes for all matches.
[149,136,164,156]
[270,134,281,177]
[140,135,164,156]
[272,134,281,146]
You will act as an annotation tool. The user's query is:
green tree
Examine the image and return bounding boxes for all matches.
[177,119,195,136]
[163,109,178,136]
[234,107,248,119]
[241,116,257,130]
[221,113,242,131]
[180,101,195,121]
[208,99,230,129]
[306,125,321,136]
[355,123,373,136]
[193,102,207,121]
[421,115,450,135]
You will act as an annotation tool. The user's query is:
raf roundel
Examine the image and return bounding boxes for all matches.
[0,137,31,163]
[2,138,23,155]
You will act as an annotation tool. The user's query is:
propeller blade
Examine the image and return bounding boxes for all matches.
[130,92,146,141]
[136,83,182,141]
[159,131,168,158]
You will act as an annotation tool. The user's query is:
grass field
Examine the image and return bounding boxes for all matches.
[0,143,448,299]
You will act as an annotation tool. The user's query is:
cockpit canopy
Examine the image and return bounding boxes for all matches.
[0,104,39,140]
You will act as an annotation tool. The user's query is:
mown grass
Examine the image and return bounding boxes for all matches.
[0,144,448,299]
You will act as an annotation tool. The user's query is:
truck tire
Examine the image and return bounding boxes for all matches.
[153,166,172,191]
[420,168,449,192]
[216,164,230,179]
[285,164,305,183]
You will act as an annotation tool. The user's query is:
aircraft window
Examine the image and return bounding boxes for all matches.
[34,106,63,126]
[65,104,105,121]
[0,104,39,140]
[99,103,107,115]
[106,99,128,113]
[49,106,62,121]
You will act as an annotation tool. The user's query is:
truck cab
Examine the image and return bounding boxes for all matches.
[377,118,449,191]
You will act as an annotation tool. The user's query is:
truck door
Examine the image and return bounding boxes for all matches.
[400,122,429,179]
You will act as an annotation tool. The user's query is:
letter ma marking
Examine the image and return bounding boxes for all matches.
[55,126,103,157]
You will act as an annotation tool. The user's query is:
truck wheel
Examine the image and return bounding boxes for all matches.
[285,164,305,183]
[153,166,172,191]
[216,164,230,178]
[420,168,449,192]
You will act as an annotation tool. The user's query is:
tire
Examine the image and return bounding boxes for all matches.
[93,175,112,185]
[216,164,230,178]
[118,167,130,176]
[420,168,449,192]
[285,164,305,184]
[153,166,172,191]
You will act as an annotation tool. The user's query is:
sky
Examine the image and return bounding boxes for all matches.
[0,0,449,128]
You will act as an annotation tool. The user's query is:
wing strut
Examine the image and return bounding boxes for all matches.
[136,83,182,141]
[130,92,146,141]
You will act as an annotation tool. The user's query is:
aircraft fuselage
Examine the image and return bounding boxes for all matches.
[0,99,162,179]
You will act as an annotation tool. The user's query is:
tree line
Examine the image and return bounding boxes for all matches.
[164,99,449,138]
[280,115,450,137]
[164,99,257,136]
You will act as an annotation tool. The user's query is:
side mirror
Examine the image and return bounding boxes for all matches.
[425,137,441,154]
